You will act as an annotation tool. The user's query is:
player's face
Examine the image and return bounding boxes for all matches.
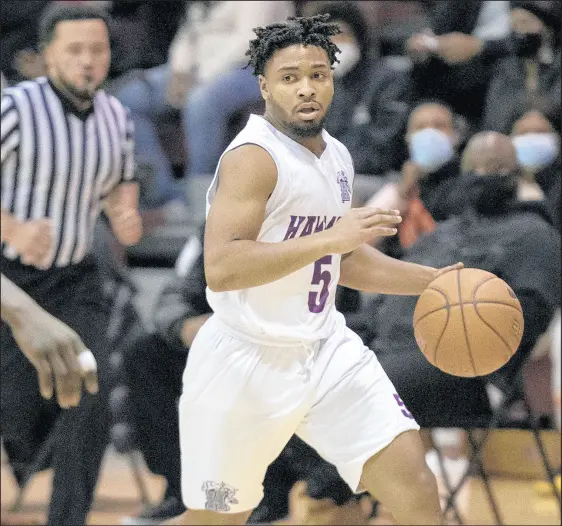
[44,19,110,102]
[260,44,334,138]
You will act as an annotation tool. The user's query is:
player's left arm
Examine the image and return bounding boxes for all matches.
[103,108,142,245]
[339,243,462,295]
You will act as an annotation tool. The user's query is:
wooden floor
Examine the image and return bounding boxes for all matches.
[1,448,560,525]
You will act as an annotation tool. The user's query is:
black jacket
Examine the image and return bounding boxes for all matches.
[535,157,561,232]
[326,60,412,176]
[349,200,561,381]
[153,224,211,352]
[482,49,561,134]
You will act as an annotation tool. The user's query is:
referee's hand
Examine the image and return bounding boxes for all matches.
[9,306,99,409]
[6,218,52,268]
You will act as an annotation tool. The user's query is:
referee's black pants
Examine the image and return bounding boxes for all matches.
[0,255,111,526]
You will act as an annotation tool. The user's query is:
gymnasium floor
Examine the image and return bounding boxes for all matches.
[1,446,560,525]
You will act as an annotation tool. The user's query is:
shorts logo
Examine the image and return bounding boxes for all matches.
[202,481,239,512]
[337,170,351,203]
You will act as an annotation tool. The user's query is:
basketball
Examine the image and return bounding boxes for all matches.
[413,268,524,377]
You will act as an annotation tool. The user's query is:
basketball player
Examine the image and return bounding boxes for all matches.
[1,273,98,408]
[170,15,463,526]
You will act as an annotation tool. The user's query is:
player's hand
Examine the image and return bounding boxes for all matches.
[7,219,52,268]
[323,207,402,254]
[108,206,143,246]
[431,262,465,282]
[9,307,98,408]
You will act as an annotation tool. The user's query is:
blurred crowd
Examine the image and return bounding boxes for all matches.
[1,1,560,525]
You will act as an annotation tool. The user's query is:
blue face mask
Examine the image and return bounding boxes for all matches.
[512,133,559,171]
[408,128,455,174]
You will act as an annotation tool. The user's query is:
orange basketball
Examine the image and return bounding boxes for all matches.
[413,268,524,377]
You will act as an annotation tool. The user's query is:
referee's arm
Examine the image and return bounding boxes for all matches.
[1,93,52,266]
[1,93,20,238]
[103,109,143,246]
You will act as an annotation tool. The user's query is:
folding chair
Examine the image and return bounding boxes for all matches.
[433,367,561,525]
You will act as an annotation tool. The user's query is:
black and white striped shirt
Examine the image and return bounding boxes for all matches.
[1,76,135,268]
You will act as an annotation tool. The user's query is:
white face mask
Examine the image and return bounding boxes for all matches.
[333,42,361,78]
[408,128,455,173]
[512,133,559,171]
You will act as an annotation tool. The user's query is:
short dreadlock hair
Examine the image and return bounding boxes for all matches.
[245,14,342,77]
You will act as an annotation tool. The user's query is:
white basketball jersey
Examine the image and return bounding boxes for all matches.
[205,115,354,346]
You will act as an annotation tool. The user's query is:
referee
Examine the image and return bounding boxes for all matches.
[0,4,142,525]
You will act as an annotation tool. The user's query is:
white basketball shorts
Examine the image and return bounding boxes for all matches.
[179,315,419,513]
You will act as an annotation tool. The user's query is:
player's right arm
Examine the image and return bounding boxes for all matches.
[204,144,401,292]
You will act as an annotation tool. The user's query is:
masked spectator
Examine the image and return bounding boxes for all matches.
[511,110,560,230]
[347,131,560,518]
[314,2,411,177]
[365,102,464,255]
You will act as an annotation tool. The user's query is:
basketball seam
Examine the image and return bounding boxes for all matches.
[433,297,450,367]
[469,274,497,297]
[473,276,521,357]
[473,302,516,356]
[457,269,477,376]
[414,300,521,326]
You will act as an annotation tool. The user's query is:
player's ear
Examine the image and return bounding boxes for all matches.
[259,75,269,101]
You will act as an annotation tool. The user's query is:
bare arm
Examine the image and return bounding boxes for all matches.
[204,144,332,292]
[205,145,403,292]
[1,274,98,407]
[103,182,143,246]
[339,243,462,295]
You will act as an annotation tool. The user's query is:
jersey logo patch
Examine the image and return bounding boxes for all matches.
[202,481,239,511]
[337,171,351,202]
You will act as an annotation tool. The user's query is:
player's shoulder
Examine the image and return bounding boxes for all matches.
[221,142,277,175]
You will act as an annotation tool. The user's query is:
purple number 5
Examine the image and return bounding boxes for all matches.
[308,255,332,313]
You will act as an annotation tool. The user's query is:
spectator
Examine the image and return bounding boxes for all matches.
[511,110,560,227]
[312,2,411,177]
[113,1,295,210]
[107,1,186,81]
[348,131,561,515]
[482,1,561,134]
[406,1,512,128]
[179,1,296,177]
[365,102,464,256]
